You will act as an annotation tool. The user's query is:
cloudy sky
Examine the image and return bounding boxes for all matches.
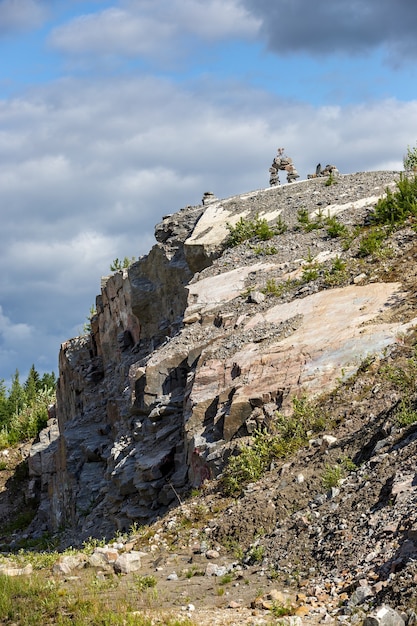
[1,0,417,386]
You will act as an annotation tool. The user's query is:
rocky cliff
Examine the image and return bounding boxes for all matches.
[28,170,417,546]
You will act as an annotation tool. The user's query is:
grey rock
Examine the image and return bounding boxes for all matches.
[114,551,145,574]
[363,605,405,626]
[349,585,374,607]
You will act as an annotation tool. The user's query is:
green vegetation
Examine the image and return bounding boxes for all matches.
[325,215,348,239]
[297,207,347,237]
[0,571,190,626]
[133,574,157,591]
[219,572,234,585]
[372,174,417,225]
[110,256,137,271]
[380,353,417,391]
[296,207,325,232]
[271,601,296,618]
[395,399,417,427]
[262,278,281,296]
[301,248,321,282]
[222,396,326,495]
[0,366,56,448]
[324,171,338,186]
[83,304,97,334]
[321,463,344,490]
[357,226,389,257]
[324,257,349,287]
[403,142,417,171]
[252,244,278,256]
[246,544,265,564]
[226,213,287,247]
[261,277,295,297]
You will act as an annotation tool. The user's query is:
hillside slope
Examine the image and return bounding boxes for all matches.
[4,170,417,623]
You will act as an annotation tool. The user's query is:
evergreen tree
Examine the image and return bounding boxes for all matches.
[39,371,57,392]
[7,370,24,417]
[0,379,9,427]
[24,364,39,405]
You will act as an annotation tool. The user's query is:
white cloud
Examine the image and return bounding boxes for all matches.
[0,0,46,36]
[0,305,32,342]
[48,0,260,62]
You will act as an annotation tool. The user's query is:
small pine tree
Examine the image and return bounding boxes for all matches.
[24,364,40,405]
[0,379,9,427]
[7,370,25,417]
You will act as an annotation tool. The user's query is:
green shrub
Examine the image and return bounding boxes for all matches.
[325,215,348,239]
[324,257,349,287]
[404,143,417,171]
[301,249,321,282]
[321,463,344,490]
[275,215,288,235]
[271,601,296,617]
[296,207,325,232]
[110,256,136,272]
[262,278,283,296]
[246,544,265,564]
[252,244,278,256]
[226,213,287,247]
[222,397,326,495]
[357,227,388,257]
[395,399,417,426]
[325,171,338,186]
[301,266,320,282]
[372,174,417,225]
[296,207,310,229]
[133,574,157,591]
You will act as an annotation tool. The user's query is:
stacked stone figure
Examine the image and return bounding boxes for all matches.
[269,148,300,185]
[307,163,340,179]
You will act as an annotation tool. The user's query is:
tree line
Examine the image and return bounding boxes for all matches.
[0,365,57,448]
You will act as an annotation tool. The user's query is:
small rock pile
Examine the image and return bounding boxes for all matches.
[307,163,340,179]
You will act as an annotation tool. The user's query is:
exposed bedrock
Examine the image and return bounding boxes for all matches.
[27,171,415,542]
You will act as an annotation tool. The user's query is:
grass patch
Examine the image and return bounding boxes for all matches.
[133,575,157,591]
[271,601,296,618]
[252,244,279,256]
[395,399,417,427]
[0,571,193,625]
[261,278,296,298]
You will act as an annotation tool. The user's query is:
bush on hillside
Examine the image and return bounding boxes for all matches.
[226,213,287,247]
[403,143,417,172]
[372,174,417,225]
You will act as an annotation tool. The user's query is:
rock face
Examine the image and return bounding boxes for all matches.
[28,170,416,542]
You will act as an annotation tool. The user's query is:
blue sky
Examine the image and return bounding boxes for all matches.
[1,0,417,386]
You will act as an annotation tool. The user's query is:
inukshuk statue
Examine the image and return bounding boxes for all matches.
[269,148,300,186]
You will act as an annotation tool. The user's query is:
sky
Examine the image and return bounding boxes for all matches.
[1,0,417,387]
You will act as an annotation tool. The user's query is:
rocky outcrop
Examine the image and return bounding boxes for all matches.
[28,170,417,543]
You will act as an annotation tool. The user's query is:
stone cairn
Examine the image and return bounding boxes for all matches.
[202,191,218,205]
[307,162,339,179]
[269,147,300,186]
